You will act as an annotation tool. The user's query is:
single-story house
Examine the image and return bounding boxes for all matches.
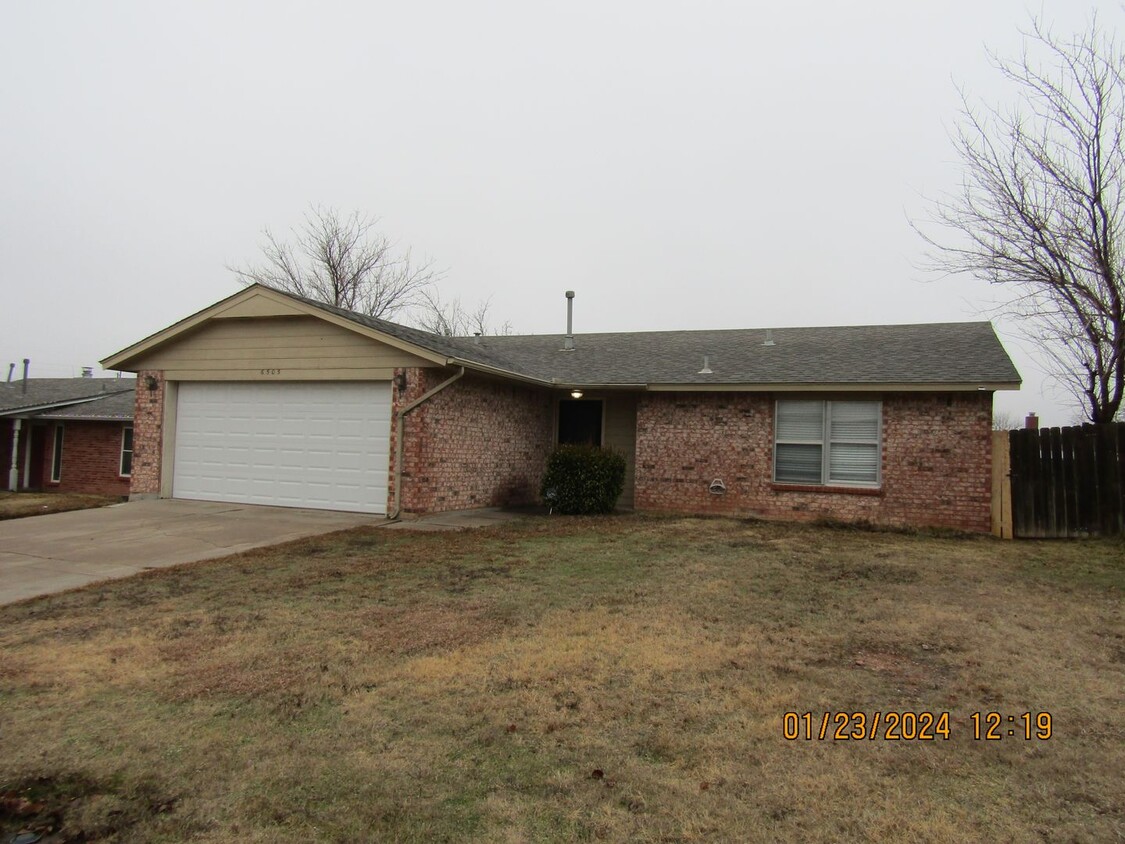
[101,284,1020,532]
[2,377,136,496]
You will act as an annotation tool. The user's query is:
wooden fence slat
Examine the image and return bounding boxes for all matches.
[1076,426,1099,535]
[1060,425,1080,536]
[1048,427,1066,537]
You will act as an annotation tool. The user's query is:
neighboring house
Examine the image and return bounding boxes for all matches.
[101,285,1021,532]
[1,378,136,496]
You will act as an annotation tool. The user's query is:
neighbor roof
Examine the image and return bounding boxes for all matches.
[34,388,136,421]
[0,378,136,417]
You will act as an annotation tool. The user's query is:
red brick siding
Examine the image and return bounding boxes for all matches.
[130,370,164,495]
[390,368,554,514]
[634,392,993,532]
[47,421,132,497]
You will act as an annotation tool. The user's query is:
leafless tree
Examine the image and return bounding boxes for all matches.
[413,289,513,337]
[992,409,1020,431]
[230,206,436,320]
[917,15,1125,423]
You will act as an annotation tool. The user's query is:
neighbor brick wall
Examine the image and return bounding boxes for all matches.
[130,370,164,495]
[46,421,132,497]
[390,368,554,514]
[634,391,993,532]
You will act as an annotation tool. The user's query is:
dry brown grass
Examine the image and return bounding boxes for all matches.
[0,491,121,520]
[0,515,1122,842]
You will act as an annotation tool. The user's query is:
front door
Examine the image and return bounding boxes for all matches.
[558,399,603,446]
[26,424,47,490]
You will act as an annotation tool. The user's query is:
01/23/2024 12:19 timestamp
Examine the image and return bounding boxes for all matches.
[782,711,1053,741]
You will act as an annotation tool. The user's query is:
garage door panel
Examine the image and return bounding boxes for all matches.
[173,382,389,514]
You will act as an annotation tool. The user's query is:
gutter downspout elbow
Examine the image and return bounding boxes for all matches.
[390,366,465,520]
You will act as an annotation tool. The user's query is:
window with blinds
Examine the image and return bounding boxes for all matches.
[774,400,880,486]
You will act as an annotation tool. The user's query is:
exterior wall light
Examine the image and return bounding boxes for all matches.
[570,389,583,399]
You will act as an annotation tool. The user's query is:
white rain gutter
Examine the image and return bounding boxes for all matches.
[390,366,465,520]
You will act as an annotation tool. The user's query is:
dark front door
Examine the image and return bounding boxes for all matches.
[558,399,603,447]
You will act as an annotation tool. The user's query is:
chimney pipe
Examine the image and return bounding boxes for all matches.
[1025,412,1039,430]
[21,359,29,395]
[563,290,575,351]
[81,366,93,378]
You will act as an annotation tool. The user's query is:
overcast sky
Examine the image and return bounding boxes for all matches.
[2,1,1118,425]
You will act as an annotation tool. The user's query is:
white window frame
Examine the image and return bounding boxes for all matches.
[51,424,64,483]
[119,425,134,478]
[773,399,882,488]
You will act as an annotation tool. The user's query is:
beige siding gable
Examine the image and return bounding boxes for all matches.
[129,316,434,381]
[211,294,309,319]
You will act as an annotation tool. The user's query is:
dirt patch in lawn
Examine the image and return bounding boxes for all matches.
[0,492,121,520]
[0,516,1121,843]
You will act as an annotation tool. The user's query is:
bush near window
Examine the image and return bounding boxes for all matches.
[540,445,626,515]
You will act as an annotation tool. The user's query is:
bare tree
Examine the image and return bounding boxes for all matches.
[230,206,436,320]
[917,15,1125,423]
[413,289,513,337]
[992,409,1020,431]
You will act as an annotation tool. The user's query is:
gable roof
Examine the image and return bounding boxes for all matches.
[0,378,136,418]
[102,284,1021,391]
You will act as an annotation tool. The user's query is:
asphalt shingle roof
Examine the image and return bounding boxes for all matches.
[298,291,1019,387]
[0,378,136,416]
[36,388,135,420]
[454,322,1022,386]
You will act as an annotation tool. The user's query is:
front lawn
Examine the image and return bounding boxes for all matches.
[0,492,121,521]
[0,516,1121,842]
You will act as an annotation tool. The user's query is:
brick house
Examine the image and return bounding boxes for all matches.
[101,285,1020,532]
[2,378,135,497]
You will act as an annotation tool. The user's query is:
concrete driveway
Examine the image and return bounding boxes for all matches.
[0,499,381,605]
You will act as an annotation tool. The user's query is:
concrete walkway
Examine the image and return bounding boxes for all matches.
[0,499,380,605]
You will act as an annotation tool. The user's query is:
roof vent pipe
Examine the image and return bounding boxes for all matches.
[562,291,576,351]
[6,363,12,383]
[21,359,29,394]
[763,329,775,347]
[698,356,713,374]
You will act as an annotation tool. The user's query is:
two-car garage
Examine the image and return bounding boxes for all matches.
[172,381,391,514]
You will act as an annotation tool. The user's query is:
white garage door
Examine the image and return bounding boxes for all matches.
[173,382,390,514]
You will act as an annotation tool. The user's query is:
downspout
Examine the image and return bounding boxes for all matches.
[390,366,465,520]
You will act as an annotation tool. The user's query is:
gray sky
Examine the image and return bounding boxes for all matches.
[2,0,1117,426]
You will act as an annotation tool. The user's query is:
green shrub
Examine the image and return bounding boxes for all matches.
[540,445,626,515]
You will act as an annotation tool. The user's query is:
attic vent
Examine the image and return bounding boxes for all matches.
[763,329,775,347]
[698,355,713,374]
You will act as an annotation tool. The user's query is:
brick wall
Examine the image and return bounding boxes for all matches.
[391,368,554,514]
[634,391,993,532]
[130,370,164,495]
[47,421,132,497]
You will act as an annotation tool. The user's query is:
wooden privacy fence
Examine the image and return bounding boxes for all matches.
[1007,422,1125,539]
